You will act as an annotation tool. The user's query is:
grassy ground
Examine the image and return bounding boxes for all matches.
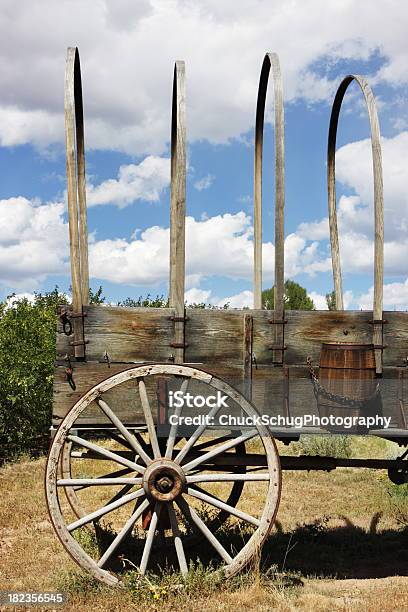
[0,437,407,611]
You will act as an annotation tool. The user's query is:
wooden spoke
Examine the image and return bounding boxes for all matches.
[67,488,145,532]
[187,473,270,483]
[72,467,134,491]
[140,502,162,574]
[167,502,188,576]
[98,498,150,568]
[174,402,227,464]
[187,487,260,527]
[193,434,236,453]
[181,429,258,472]
[138,380,160,459]
[104,483,137,509]
[105,430,134,451]
[68,434,145,474]
[133,431,153,460]
[176,496,232,564]
[165,378,189,459]
[58,478,142,486]
[96,398,152,465]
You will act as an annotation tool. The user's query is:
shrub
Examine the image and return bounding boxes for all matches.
[0,289,67,462]
[291,435,352,459]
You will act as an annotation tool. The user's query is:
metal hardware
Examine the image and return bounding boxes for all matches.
[64,355,76,391]
[268,344,287,351]
[103,351,111,368]
[69,339,90,347]
[369,319,388,325]
[306,356,380,408]
[170,342,189,349]
[251,353,258,369]
[59,309,72,336]
[59,308,87,336]
[268,319,287,324]
[169,315,189,322]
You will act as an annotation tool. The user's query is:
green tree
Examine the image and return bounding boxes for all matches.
[326,290,336,311]
[118,294,169,308]
[262,280,315,310]
[89,285,106,304]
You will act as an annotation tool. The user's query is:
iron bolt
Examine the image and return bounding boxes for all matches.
[156,476,173,493]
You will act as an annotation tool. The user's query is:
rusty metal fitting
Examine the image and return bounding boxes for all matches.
[143,458,186,502]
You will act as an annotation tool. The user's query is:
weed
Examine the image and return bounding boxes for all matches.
[291,435,352,458]
[386,481,408,526]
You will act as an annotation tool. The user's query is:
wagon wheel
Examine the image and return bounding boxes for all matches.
[60,435,248,542]
[46,364,281,586]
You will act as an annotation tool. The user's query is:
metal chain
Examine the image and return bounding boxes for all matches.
[306,356,380,409]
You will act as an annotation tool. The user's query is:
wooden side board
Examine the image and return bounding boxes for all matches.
[53,305,408,426]
[57,305,408,368]
[57,305,176,363]
[53,360,407,429]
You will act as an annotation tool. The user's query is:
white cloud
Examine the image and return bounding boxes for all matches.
[185,287,211,304]
[217,290,253,309]
[0,197,68,290]
[308,291,328,310]
[358,279,408,310]
[297,218,329,241]
[86,156,170,208]
[1,1,408,152]
[88,210,330,287]
[4,292,36,308]
[185,287,253,308]
[289,131,408,285]
[0,197,330,293]
[0,106,62,148]
[193,174,215,191]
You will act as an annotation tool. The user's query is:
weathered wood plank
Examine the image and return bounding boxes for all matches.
[284,310,374,365]
[53,362,138,425]
[169,61,186,364]
[383,312,408,367]
[327,75,384,372]
[184,309,244,366]
[65,48,83,357]
[56,306,408,369]
[56,305,176,363]
[254,52,285,316]
[53,358,406,431]
[64,47,89,358]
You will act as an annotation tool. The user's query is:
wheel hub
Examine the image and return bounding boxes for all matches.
[143,458,186,501]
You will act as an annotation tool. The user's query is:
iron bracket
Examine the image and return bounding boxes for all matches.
[170,342,189,349]
[268,319,288,324]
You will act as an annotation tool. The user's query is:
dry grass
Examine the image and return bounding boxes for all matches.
[0,438,407,611]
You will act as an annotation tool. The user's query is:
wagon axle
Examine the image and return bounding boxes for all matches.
[143,458,186,502]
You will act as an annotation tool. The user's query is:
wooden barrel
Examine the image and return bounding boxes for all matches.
[318,342,381,432]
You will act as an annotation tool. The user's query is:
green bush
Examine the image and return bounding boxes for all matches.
[0,289,67,462]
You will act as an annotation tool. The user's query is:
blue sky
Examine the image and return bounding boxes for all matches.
[1,1,408,309]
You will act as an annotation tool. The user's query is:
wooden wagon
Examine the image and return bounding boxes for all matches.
[46,48,408,585]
